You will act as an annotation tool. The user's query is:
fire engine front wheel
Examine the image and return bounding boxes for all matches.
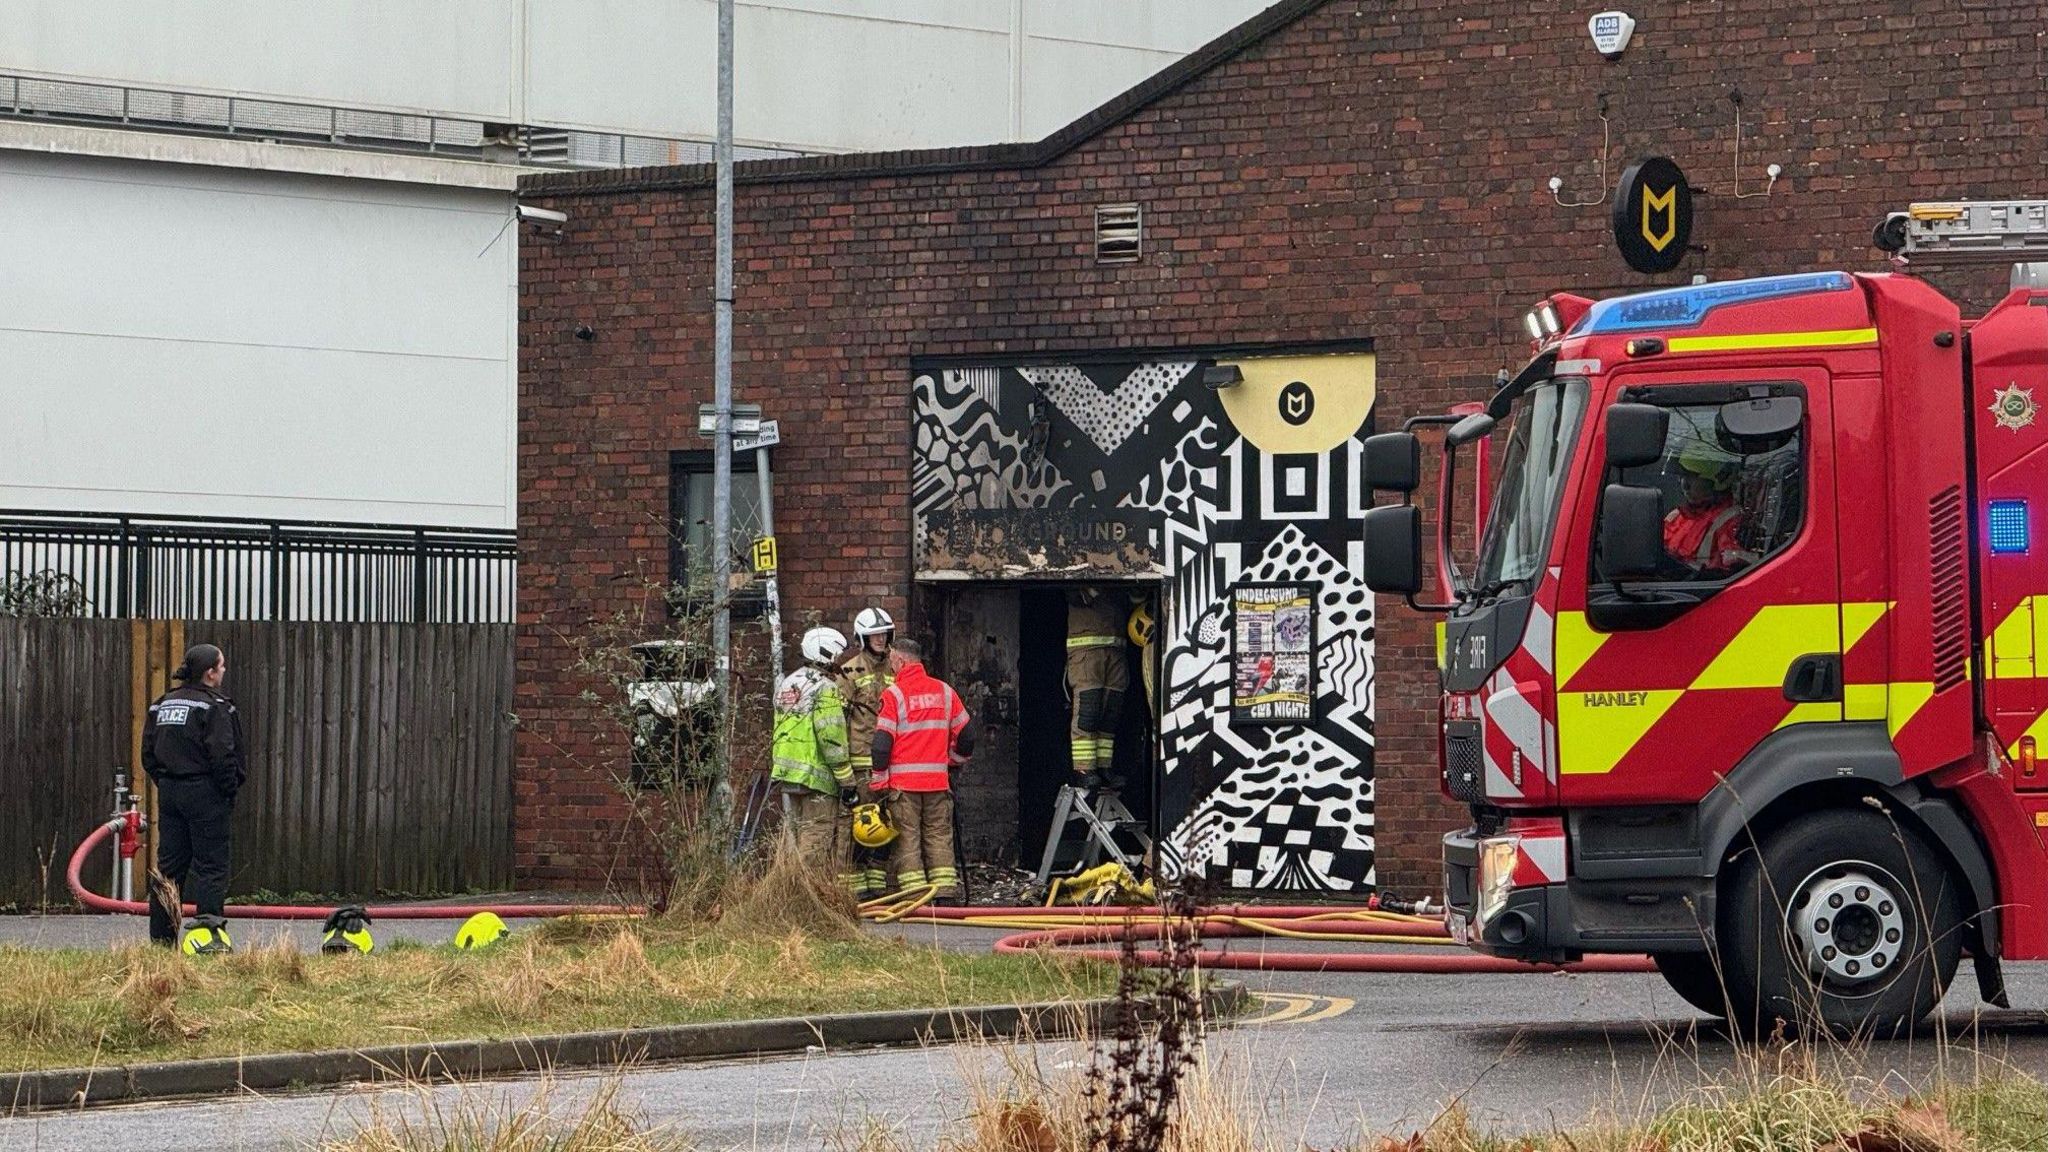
[1652,952,1730,1018]
[1719,808,1963,1038]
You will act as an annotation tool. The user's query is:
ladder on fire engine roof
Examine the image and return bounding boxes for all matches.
[1033,783,1152,892]
[1876,200,2048,286]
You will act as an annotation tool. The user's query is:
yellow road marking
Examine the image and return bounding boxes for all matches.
[1242,992,1354,1026]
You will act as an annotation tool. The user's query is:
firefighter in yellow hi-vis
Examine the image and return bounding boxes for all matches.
[1065,588,1129,783]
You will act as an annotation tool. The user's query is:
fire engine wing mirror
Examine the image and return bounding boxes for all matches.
[1362,505,1424,595]
[1362,432,1422,493]
[1447,412,1496,446]
[1720,395,1802,440]
[1597,484,1667,580]
[1605,404,1669,470]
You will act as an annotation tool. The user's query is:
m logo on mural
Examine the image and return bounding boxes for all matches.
[1279,381,1316,426]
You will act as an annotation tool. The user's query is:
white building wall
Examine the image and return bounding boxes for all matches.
[0,150,517,529]
[0,0,1268,532]
[1,0,1269,152]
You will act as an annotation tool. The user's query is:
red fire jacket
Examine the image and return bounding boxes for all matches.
[871,661,970,793]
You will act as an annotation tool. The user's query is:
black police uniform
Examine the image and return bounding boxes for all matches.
[142,684,245,944]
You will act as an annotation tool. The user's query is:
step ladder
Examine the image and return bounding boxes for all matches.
[1032,784,1153,893]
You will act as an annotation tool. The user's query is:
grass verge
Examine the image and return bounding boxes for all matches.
[319,1054,2048,1152]
[0,918,1111,1073]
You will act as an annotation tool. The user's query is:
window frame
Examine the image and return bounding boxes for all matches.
[1587,380,1810,627]
[667,448,769,616]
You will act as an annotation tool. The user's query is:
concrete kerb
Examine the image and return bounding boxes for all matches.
[4,984,1249,1113]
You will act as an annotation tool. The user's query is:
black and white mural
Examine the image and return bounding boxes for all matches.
[911,353,1380,891]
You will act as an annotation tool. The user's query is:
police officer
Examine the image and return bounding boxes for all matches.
[143,644,245,952]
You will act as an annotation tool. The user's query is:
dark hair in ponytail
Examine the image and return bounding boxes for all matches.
[173,644,224,685]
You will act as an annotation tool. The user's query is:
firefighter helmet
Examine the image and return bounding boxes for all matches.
[800,627,848,665]
[853,608,894,638]
[1675,444,1738,491]
[320,906,375,954]
[851,802,898,848]
[180,916,232,956]
[453,911,510,950]
[1127,602,1156,648]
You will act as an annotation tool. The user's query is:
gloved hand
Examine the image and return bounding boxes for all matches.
[839,787,859,810]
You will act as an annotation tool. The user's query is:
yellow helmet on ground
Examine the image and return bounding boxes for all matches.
[321,906,375,954]
[180,918,232,956]
[453,911,510,950]
[851,802,897,849]
[1127,602,1156,648]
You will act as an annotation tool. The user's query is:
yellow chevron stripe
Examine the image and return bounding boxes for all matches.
[1886,682,1937,738]
[1841,601,1890,652]
[1991,597,2038,680]
[1666,327,1878,354]
[1560,601,1896,773]
[1555,610,1609,690]
[1690,603,1841,690]
[1557,689,1683,775]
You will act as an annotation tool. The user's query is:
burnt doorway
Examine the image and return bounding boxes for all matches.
[928,582,1160,868]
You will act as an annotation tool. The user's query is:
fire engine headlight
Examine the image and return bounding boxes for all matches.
[1475,837,1519,930]
[1536,301,1561,336]
[1523,312,1544,341]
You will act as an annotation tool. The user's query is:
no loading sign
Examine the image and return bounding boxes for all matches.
[1991,383,2037,432]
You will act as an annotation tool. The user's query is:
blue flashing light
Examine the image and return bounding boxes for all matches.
[1989,500,2030,555]
[1573,272,1857,336]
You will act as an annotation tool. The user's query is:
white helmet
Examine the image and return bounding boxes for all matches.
[801,627,848,665]
[853,607,895,639]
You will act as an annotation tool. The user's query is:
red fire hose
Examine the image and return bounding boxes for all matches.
[68,819,643,921]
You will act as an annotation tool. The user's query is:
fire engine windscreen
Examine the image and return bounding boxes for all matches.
[1472,377,1592,596]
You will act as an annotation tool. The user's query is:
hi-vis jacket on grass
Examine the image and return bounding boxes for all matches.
[1362,200,2048,1036]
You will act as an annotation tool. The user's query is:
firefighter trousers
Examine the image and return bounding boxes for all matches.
[779,786,861,894]
[886,789,959,898]
[1065,646,1129,775]
[148,777,234,945]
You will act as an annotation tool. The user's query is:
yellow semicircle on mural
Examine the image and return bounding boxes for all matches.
[1215,353,1376,455]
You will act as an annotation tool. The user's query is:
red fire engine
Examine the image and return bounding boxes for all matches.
[1363,201,2048,1034]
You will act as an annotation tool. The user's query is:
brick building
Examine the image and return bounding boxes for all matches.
[515,0,2042,894]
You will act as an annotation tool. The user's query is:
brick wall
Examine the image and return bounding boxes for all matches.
[517,0,2041,893]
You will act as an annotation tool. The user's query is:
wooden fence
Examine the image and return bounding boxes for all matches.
[0,618,514,908]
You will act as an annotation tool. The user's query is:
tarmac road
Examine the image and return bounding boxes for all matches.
[5,915,2048,1150]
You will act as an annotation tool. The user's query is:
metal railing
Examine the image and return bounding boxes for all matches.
[0,510,516,624]
[0,73,809,170]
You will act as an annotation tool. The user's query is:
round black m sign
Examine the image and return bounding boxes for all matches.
[1611,156,1694,274]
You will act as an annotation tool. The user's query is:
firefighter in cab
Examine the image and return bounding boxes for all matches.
[1065,588,1130,786]
[1664,446,1758,576]
[773,627,862,892]
[837,607,896,898]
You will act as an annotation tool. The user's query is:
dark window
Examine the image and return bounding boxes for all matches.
[1596,392,1806,586]
[668,450,768,608]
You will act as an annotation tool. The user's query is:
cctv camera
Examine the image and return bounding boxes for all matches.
[517,204,568,227]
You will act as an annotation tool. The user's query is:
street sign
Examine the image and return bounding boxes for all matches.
[695,403,763,438]
[735,419,780,452]
[750,535,778,575]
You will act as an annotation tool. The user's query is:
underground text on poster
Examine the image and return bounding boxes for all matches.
[1230,582,1317,725]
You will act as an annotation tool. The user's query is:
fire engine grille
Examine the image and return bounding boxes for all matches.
[1444,722,1485,803]
[1929,485,1969,693]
